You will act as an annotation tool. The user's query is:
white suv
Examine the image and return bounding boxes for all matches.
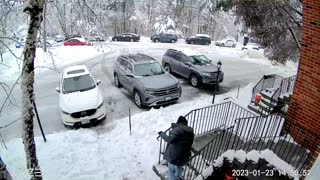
[56,65,106,127]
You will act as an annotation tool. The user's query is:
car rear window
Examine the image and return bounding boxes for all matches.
[67,69,85,75]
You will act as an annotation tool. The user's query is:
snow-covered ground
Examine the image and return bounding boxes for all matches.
[1,83,303,180]
[0,83,253,180]
[0,37,300,179]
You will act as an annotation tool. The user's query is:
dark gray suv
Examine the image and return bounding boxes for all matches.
[113,53,181,107]
[162,48,224,87]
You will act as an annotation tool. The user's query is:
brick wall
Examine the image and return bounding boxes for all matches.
[287,0,320,136]
[287,0,320,172]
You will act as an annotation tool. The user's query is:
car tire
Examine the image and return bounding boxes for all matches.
[206,42,209,45]
[171,39,176,43]
[114,38,118,42]
[134,90,143,108]
[221,43,225,47]
[154,39,159,43]
[130,39,134,42]
[164,64,172,73]
[191,41,194,44]
[232,44,236,48]
[190,74,201,87]
[114,73,121,87]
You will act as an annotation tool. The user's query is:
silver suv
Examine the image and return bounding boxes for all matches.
[113,53,181,107]
[162,48,224,87]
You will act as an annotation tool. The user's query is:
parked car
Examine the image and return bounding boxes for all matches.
[65,34,81,40]
[64,38,91,46]
[89,33,105,41]
[162,48,224,88]
[113,53,181,107]
[241,42,262,50]
[112,33,140,42]
[215,39,236,48]
[185,34,211,45]
[56,65,106,127]
[150,33,177,43]
[54,35,65,42]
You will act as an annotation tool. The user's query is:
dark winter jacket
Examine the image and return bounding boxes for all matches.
[159,123,195,166]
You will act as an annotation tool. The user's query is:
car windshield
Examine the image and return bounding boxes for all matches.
[63,75,96,93]
[189,55,211,65]
[134,62,165,76]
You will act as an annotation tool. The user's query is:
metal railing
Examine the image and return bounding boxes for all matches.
[157,101,255,164]
[251,74,283,103]
[270,75,296,105]
[182,114,320,179]
[184,101,255,136]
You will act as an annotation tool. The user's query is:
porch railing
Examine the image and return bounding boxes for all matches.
[251,74,283,103]
[182,114,320,180]
[157,101,256,164]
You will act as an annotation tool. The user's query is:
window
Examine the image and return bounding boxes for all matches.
[127,63,133,73]
[118,58,127,69]
[180,55,189,63]
[134,62,164,76]
[166,50,175,58]
[189,55,211,65]
[63,75,96,93]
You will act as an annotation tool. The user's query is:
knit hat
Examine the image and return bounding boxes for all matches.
[177,116,188,124]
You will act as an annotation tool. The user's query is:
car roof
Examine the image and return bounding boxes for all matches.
[68,37,86,42]
[195,34,210,38]
[63,65,90,78]
[121,53,157,64]
[170,48,202,56]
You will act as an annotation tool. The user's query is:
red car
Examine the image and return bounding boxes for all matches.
[64,38,91,46]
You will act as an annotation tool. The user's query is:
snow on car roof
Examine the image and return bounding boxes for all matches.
[69,37,86,42]
[195,34,210,38]
[63,65,90,78]
[174,47,202,56]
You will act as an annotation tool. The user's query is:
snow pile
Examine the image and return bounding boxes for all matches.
[211,150,300,180]
[1,83,255,180]
[0,45,111,84]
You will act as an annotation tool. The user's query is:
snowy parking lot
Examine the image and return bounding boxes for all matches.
[0,38,298,179]
[0,37,297,140]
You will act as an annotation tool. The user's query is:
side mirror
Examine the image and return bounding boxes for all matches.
[55,87,60,93]
[185,62,191,66]
[97,79,101,85]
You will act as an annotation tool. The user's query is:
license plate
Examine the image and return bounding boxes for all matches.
[165,97,172,101]
[80,118,90,124]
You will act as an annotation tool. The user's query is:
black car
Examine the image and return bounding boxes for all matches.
[112,33,140,42]
[186,34,211,45]
[65,34,81,40]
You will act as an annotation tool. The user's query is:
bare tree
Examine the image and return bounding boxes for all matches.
[0,156,12,180]
[21,0,45,179]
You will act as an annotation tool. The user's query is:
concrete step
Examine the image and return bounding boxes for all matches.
[260,88,278,102]
[193,130,221,151]
[248,104,269,116]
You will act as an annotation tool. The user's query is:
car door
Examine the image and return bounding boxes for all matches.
[169,51,181,73]
[117,58,128,86]
[122,63,135,93]
[159,34,166,42]
[178,54,191,77]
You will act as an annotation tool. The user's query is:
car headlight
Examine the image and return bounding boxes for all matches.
[144,88,153,94]
[202,72,211,77]
[97,101,104,109]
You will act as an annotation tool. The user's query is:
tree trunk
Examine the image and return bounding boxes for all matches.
[22,0,45,179]
[0,156,12,180]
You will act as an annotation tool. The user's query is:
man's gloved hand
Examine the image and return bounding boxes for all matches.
[158,131,163,136]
